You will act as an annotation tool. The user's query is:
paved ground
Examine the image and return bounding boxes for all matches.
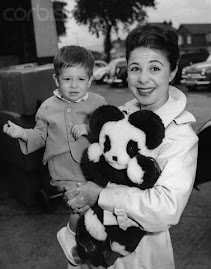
[0,171,211,269]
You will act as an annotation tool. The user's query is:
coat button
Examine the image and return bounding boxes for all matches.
[70,137,75,142]
[67,108,71,113]
[68,122,73,127]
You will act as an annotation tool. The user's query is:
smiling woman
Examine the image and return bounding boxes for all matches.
[64,24,198,269]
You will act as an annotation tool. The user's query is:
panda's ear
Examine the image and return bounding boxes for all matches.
[90,105,125,139]
[129,110,165,149]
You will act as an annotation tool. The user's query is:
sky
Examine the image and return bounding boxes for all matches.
[59,0,211,51]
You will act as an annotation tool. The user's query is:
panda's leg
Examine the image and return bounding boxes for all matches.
[76,207,108,266]
[84,207,107,241]
[107,226,146,256]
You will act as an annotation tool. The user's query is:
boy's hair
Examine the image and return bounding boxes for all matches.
[125,24,180,71]
[54,45,95,77]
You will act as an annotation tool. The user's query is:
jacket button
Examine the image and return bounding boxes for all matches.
[70,137,75,142]
[68,122,73,127]
[67,108,71,113]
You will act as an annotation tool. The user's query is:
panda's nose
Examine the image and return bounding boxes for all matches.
[112,156,118,162]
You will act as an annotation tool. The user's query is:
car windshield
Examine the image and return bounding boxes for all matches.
[95,61,107,68]
[117,61,127,67]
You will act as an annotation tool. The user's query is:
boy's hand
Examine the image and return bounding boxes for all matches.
[3,120,28,142]
[71,124,90,140]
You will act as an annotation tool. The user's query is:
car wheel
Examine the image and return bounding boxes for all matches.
[186,85,196,91]
[122,78,128,87]
[95,80,103,85]
[103,74,108,83]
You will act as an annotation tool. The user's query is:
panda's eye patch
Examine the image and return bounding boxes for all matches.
[104,135,111,153]
[127,140,139,157]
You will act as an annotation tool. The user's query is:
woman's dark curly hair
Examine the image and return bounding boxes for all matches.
[125,24,180,71]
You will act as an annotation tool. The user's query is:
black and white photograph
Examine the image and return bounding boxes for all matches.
[0,1,211,269]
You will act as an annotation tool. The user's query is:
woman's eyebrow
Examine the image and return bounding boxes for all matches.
[150,60,164,66]
[129,60,164,66]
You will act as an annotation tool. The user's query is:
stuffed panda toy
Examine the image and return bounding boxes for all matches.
[75,105,165,267]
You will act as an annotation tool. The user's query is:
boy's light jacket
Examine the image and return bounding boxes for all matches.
[20,92,106,165]
[97,86,198,269]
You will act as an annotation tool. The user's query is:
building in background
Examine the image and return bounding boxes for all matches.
[178,24,211,53]
[0,0,58,68]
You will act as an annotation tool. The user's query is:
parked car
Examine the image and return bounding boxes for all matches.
[106,57,127,87]
[93,60,109,84]
[171,49,209,85]
[180,54,211,91]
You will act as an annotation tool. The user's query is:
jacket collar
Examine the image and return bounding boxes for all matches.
[121,86,195,127]
[155,86,187,127]
[53,89,89,103]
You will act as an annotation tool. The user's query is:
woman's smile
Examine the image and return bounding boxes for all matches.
[136,87,156,96]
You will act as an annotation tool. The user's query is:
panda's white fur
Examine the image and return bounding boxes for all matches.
[99,118,149,170]
[84,208,107,241]
[88,143,103,162]
[111,241,130,256]
[127,157,145,184]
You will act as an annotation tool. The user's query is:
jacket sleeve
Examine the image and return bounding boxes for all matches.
[98,123,198,232]
[94,96,107,109]
[19,105,47,154]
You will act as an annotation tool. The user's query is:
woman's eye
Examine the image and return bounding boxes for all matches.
[79,78,85,81]
[151,66,160,72]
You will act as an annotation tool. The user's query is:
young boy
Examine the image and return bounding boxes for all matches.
[3,45,107,266]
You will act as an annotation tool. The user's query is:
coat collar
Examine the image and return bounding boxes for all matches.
[155,86,187,127]
[53,89,89,103]
[120,86,195,127]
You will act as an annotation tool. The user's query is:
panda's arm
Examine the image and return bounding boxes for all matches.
[98,126,198,232]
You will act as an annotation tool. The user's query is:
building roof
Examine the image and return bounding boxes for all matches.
[178,24,211,34]
[146,22,176,31]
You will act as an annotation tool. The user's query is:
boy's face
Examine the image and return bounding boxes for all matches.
[53,65,93,102]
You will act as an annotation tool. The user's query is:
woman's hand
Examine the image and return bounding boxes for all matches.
[64,181,103,213]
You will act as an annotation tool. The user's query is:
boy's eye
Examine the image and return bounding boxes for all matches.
[79,78,86,81]
[130,66,139,72]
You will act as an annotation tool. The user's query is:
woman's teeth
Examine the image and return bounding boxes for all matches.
[137,88,154,94]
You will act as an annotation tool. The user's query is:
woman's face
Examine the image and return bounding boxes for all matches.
[127,47,177,111]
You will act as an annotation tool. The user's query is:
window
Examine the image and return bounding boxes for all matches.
[187,35,192,44]
[178,35,183,45]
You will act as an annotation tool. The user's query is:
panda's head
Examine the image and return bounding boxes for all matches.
[88,105,165,170]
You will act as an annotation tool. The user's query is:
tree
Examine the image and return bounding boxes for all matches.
[72,0,156,62]
[52,0,69,39]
